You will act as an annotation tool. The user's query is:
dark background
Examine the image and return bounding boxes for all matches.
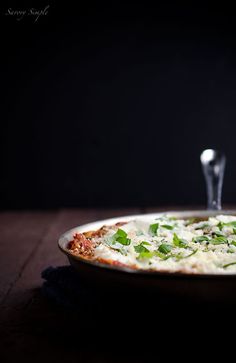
[1,1,236,209]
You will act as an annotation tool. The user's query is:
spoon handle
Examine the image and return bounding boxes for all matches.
[200,149,226,210]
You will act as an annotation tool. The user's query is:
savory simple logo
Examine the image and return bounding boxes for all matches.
[4,5,50,22]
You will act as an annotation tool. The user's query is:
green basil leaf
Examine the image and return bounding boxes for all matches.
[134,241,150,253]
[173,253,184,261]
[173,233,188,248]
[112,229,131,245]
[213,231,225,237]
[162,224,174,230]
[134,245,148,253]
[116,236,131,245]
[138,251,154,260]
[223,261,236,269]
[193,236,209,243]
[158,243,172,254]
[217,222,224,231]
[173,249,198,261]
[183,249,198,258]
[230,241,236,247]
[195,223,209,230]
[218,221,236,231]
[116,229,127,238]
[210,236,228,245]
[149,223,159,236]
[154,251,170,260]
[226,221,236,228]
[112,229,127,241]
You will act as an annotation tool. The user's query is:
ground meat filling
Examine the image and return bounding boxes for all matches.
[68,233,95,257]
[68,222,127,258]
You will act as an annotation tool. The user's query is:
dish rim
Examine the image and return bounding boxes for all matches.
[58,209,236,279]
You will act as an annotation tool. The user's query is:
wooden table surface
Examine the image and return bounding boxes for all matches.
[0,208,161,362]
[0,207,231,362]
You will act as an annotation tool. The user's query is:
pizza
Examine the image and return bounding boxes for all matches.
[67,214,236,274]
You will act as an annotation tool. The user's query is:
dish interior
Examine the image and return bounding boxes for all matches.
[58,210,236,276]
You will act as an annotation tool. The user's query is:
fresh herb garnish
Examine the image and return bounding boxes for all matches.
[162,224,174,230]
[230,241,236,247]
[217,222,224,231]
[195,223,209,230]
[149,223,159,236]
[154,251,171,260]
[134,241,151,253]
[113,228,126,238]
[173,233,188,248]
[174,249,198,261]
[158,243,172,254]
[210,236,228,245]
[193,236,209,243]
[226,221,236,228]
[218,221,236,231]
[112,229,131,246]
[223,261,236,269]
[212,231,225,237]
[137,248,172,260]
[138,251,154,260]
[184,249,198,258]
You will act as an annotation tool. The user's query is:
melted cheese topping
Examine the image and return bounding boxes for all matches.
[93,215,236,274]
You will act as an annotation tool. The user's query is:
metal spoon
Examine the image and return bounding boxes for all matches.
[200,149,226,210]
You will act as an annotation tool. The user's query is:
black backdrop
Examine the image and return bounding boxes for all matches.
[1,2,236,209]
